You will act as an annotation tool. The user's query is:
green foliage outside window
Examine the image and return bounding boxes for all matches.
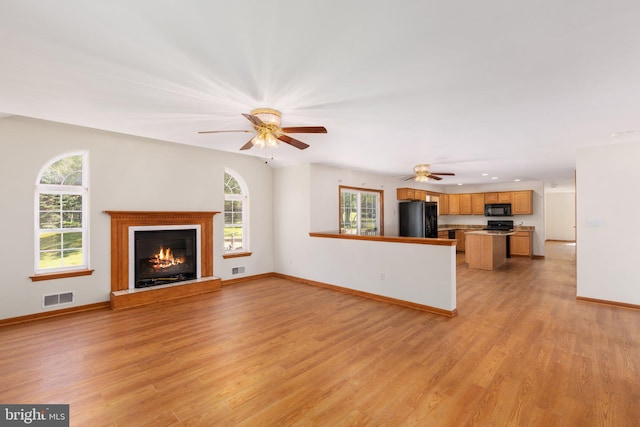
[224,172,246,251]
[37,154,86,271]
[340,188,381,235]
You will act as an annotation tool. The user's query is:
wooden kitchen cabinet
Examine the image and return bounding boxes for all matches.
[439,194,449,215]
[498,192,512,203]
[510,231,532,257]
[438,230,448,239]
[448,194,460,215]
[398,187,532,215]
[455,229,466,252]
[471,193,485,215]
[485,192,499,203]
[396,188,415,200]
[459,194,472,215]
[512,190,533,215]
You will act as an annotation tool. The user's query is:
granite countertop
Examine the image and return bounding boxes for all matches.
[438,225,484,231]
[438,224,535,231]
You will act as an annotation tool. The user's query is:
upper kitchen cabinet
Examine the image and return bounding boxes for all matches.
[439,194,449,215]
[448,194,460,215]
[471,193,485,215]
[485,192,512,203]
[485,192,497,204]
[396,188,430,201]
[459,194,472,215]
[498,192,512,203]
[397,188,415,200]
[398,187,532,215]
[511,190,533,215]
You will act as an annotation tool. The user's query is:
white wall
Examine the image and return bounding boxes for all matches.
[0,116,274,319]
[545,192,576,241]
[308,164,440,236]
[308,237,456,311]
[442,180,546,256]
[576,141,640,305]
[273,164,311,277]
[274,164,455,312]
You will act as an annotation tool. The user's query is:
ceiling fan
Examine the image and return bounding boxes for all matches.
[198,108,327,150]
[403,164,455,182]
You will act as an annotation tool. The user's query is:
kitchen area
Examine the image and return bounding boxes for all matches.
[397,188,537,270]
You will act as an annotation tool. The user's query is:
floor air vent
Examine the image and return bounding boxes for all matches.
[43,292,74,308]
[232,266,245,275]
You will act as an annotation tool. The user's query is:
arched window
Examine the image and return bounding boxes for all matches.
[224,169,249,253]
[35,152,88,273]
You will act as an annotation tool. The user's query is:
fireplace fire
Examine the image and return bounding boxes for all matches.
[151,247,184,270]
[134,228,198,288]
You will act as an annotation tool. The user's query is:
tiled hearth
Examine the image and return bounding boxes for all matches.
[104,211,221,310]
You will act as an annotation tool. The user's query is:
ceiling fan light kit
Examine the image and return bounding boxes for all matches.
[251,128,280,149]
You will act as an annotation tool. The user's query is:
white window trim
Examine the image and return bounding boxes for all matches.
[224,168,249,254]
[34,151,89,274]
[339,186,383,235]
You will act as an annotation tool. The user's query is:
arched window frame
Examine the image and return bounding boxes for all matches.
[223,169,250,256]
[34,151,89,276]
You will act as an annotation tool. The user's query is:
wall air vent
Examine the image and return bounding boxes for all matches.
[232,266,245,275]
[43,292,74,308]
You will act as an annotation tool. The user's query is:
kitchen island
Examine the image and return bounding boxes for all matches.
[464,230,515,270]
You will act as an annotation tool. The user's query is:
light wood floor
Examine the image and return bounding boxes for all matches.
[2,242,639,426]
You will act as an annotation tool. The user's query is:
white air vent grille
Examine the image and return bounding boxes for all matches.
[232,266,245,275]
[43,292,74,308]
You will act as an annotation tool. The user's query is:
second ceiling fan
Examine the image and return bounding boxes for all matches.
[404,164,455,182]
[199,108,327,150]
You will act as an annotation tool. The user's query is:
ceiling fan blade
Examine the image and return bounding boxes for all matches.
[198,130,253,134]
[427,174,443,181]
[280,126,327,134]
[239,139,254,150]
[403,175,417,181]
[277,134,309,150]
[242,113,263,127]
[430,172,455,176]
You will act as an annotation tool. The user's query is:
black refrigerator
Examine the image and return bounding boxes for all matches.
[399,201,438,238]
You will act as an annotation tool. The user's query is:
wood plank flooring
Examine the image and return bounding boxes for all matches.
[1,242,640,426]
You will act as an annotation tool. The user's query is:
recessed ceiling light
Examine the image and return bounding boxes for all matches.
[491,177,498,180]
[611,130,636,137]
[457,183,463,186]
[514,179,521,182]
[481,173,488,176]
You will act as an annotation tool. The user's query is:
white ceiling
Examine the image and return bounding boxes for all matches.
[2,1,640,190]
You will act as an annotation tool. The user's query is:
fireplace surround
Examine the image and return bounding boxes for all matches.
[105,211,221,309]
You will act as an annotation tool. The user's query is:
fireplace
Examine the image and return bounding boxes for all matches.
[132,228,199,289]
[105,211,220,310]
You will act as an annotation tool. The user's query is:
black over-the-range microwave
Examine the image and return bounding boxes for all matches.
[484,203,513,216]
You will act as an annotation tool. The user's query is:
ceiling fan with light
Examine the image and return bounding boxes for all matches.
[198,108,327,150]
[403,164,455,182]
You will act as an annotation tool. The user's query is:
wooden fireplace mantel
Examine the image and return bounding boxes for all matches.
[104,211,221,310]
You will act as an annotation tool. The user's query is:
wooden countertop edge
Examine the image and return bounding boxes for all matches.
[309,232,456,246]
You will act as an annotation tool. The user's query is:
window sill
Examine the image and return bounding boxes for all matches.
[30,269,94,282]
[223,252,252,259]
